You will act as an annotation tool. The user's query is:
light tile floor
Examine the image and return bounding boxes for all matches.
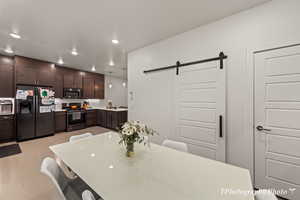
[0,126,110,200]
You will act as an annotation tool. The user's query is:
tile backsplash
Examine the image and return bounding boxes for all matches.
[54,98,106,110]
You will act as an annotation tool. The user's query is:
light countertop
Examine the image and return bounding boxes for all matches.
[86,107,128,112]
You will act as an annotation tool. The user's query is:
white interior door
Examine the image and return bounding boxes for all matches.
[174,59,226,162]
[254,45,300,200]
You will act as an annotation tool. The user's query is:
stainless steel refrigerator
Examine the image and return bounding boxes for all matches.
[16,85,55,141]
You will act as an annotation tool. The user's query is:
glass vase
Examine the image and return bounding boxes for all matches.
[126,142,134,157]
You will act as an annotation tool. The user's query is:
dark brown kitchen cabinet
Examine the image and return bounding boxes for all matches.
[94,75,104,99]
[15,56,55,86]
[73,71,83,88]
[0,115,15,142]
[63,68,83,89]
[55,111,66,133]
[63,69,75,88]
[83,77,95,99]
[54,67,64,98]
[97,110,127,130]
[97,109,107,127]
[0,56,14,97]
[86,110,97,127]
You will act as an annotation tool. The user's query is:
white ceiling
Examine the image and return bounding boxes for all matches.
[0,0,269,78]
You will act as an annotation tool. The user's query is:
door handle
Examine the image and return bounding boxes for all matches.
[219,115,223,138]
[256,125,271,132]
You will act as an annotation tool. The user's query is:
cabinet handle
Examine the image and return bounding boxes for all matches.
[219,115,223,138]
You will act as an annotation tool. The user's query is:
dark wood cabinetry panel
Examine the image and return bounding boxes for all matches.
[97,110,106,127]
[54,67,64,98]
[13,56,104,99]
[0,115,15,142]
[15,56,55,86]
[15,56,37,85]
[55,112,66,132]
[97,110,127,130]
[63,69,74,88]
[0,56,14,97]
[95,75,104,99]
[37,63,56,86]
[86,110,97,127]
[83,77,95,99]
[106,111,113,128]
[73,71,83,88]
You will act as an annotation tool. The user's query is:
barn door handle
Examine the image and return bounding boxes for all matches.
[219,115,223,138]
[256,125,271,132]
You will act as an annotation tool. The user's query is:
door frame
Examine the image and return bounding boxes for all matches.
[247,43,300,184]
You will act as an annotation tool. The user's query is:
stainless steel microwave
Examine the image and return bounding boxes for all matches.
[63,88,82,99]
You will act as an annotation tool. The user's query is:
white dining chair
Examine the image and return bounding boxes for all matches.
[255,190,278,200]
[162,139,188,153]
[41,157,69,200]
[82,190,96,200]
[69,133,93,142]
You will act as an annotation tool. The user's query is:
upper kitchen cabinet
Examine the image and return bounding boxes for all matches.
[95,74,104,99]
[0,55,14,97]
[73,70,83,88]
[54,67,64,98]
[15,56,55,86]
[83,72,105,99]
[63,68,75,88]
[83,75,95,99]
[63,68,83,89]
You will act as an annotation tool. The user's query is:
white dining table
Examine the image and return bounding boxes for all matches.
[50,132,254,200]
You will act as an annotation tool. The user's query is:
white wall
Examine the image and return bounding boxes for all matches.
[105,75,128,107]
[128,0,300,178]
[55,75,127,109]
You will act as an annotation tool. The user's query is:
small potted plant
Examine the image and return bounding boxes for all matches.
[118,121,156,157]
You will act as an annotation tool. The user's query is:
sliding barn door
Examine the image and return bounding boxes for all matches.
[255,45,300,200]
[174,59,226,162]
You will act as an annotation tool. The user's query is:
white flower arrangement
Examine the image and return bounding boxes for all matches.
[118,121,157,156]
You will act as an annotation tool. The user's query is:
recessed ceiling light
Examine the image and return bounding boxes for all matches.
[109,84,113,89]
[109,61,114,66]
[91,66,96,72]
[112,39,119,44]
[57,58,64,65]
[71,48,78,56]
[4,46,13,54]
[10,32,21,39]
[122,82,126,87]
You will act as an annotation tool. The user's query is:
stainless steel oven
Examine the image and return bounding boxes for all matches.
[63,88,82,99]
[64,103,86,131]
[0,98,14,115]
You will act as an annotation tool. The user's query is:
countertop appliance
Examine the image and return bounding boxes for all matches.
[63,88,82,99]
[16,85,55,141]
[0,98,14,115]
[63,103,86,132]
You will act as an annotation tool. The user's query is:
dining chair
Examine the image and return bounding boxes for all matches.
[69,133,93,142]
[41,157,69,200]
[162,139,188,153]
[255,190,278,200]
[82,190,96,200]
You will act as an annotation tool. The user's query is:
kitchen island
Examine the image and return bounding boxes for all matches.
[85,107,128,130]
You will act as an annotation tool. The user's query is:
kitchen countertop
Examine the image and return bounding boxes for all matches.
[86,107,128,112]
[53,109,67,112]
[0,113,14,116]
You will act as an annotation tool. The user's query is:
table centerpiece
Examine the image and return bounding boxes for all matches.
[118,120,156,157]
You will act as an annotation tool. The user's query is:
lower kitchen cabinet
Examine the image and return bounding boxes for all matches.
[97,110,107,127]
[55,112,66,133]
[86,110,97,127]
[97,110,127,130]
[0,115,15,142]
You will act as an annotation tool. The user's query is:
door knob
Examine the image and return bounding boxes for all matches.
[256,125,271,132]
